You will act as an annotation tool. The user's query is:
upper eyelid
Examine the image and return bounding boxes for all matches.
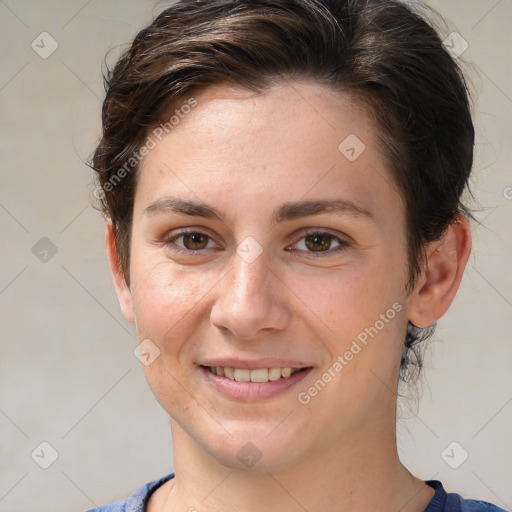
[290,227,348,241]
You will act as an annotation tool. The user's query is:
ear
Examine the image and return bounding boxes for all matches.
[408,214,472,328]
[105,219,135,324]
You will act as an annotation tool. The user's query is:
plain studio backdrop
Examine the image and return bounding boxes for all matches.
[0,1,511,511]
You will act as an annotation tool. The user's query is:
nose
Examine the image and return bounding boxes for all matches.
[210,250,290,340]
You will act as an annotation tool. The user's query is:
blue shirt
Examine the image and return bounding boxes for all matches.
[85,474,508,512]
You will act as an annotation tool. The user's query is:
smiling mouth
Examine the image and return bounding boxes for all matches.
[201,365,309,383]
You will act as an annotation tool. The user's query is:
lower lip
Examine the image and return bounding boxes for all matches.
[199,366,313,401]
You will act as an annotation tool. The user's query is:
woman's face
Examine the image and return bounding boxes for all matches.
[117,81,414,469]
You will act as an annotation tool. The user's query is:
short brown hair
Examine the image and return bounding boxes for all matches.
[91,0,474,380]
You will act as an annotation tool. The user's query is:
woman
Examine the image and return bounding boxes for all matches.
[88,0,507,510]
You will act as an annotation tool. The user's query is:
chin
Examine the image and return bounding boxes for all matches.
[194,419,312,473]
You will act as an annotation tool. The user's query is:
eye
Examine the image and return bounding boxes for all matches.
[164,229,219,253]
[288,231,349,256]
[163,229,349,257]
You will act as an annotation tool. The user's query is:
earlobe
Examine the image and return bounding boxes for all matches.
[408,215,472,328]
[105,220,135,324]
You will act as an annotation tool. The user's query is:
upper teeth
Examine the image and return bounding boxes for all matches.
[209,366,300,382]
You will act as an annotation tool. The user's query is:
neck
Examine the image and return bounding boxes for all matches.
[157,419,434,512]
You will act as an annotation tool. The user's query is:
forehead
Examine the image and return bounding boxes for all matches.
[135,81,402,225]
[166,80,370,147]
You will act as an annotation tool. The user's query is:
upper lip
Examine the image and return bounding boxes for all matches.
[199,358,313,370]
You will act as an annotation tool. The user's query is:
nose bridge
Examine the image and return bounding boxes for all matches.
[210,249,288,338]
[225,251,271,312]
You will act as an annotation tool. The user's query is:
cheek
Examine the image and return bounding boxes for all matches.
[130,259,213,414]
[130,257,212,348]
[297,261,404,337]
[293,258,408,396]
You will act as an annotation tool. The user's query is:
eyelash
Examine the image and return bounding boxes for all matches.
[163,228,350,258]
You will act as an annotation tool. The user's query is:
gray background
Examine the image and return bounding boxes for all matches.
[0,1,511,511]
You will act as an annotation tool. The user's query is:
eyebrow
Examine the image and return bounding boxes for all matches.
[142,197,373,224]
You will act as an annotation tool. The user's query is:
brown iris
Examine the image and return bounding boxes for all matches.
[304,233,334,252]
[182,232,209,250]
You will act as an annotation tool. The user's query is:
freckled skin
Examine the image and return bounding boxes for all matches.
[107,81,470,512]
